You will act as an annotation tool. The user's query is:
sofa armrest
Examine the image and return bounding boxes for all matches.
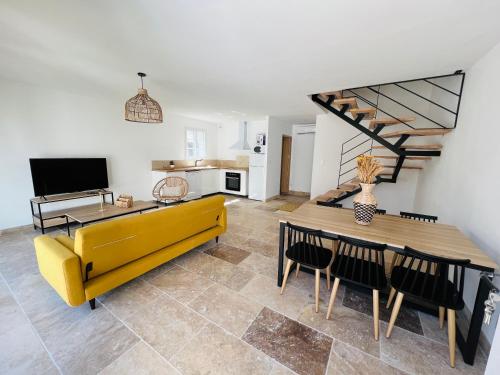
[34,236,86,307]
[219,206,227,231]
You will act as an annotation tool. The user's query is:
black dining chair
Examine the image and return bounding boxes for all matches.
[331,203,343,208]
[375,209,386,215]
[281,222,333,313]
[400,211,438,223]
[385,246,470,368]
[326,236,387,341]
[389,212,439,275]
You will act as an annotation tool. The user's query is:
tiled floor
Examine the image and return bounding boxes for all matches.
[0,194,490,374]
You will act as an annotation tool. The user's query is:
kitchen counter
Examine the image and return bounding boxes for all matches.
[152,166,249,172]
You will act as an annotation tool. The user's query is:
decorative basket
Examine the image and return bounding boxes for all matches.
[353,183,377,225]
[115,194,133,208]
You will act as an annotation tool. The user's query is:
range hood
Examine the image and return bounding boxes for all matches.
[230,121,251,150]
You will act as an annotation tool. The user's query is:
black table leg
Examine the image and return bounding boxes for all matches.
[456,272,493,365]
[277,222,285,287]
[65,216,70,236]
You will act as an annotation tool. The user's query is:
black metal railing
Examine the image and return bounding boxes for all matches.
[312,71,465,203]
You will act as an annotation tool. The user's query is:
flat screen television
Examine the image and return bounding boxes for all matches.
[29,158,109,197]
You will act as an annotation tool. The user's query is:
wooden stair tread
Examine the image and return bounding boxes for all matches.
[381,128,452,139]
[319,91,343,101]
[333,98,358,109]
[369,116,416,129]
[349,107,376,120]
[372,143,443,150]
[373,155,432,160]
[382,165,423,170]
[337,185,357,192]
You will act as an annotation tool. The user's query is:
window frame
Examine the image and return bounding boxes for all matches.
[185,127,207,160]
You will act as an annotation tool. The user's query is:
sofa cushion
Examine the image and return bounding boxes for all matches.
[74,195,225,280]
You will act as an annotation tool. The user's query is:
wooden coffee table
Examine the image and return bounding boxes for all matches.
[64,200,159,236]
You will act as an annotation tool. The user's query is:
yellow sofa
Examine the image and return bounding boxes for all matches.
[34,195,226,309]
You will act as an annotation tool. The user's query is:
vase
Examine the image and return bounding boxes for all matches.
[353,183,377,225]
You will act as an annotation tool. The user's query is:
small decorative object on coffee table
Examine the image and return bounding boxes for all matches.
[115,194,134,208]
[353,155,384,225]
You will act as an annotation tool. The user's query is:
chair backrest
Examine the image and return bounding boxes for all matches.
[375,209,386,215]
[396,246,470,305]
[400,211,438,223]
[152,176,189,201]
[331,203,343,208]
[333,236,387,288]
[286,222,325,260]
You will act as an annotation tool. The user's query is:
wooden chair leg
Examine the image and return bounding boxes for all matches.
[295,263,300,278]
[315,269,320,313]
[386,287,396,309]
[373,290,380,341]
[386,292,404,338]
[280,259,293,295]
[326,278,340,319]
[448,309,456,368]
[439,306,446,329]
[326,267,331,290]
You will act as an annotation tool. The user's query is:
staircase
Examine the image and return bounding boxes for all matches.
[311,71,465,206]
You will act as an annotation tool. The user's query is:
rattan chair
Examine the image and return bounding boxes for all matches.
[152,176,189,203]
[326,236,387,340]
[385,246,470,367]
[281,222,333,313]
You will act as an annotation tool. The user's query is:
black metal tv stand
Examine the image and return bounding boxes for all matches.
[30,190,114,234]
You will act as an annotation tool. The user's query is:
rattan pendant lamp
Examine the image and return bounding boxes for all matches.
[125,72,163,123]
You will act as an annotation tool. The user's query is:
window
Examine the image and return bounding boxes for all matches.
[185,128,207,159]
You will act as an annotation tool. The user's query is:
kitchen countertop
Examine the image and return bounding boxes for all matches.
[153,166,249,172]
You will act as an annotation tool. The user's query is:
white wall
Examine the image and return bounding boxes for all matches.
[413,41,500,344]
[216,119,267,160]
[0,79,218,229]
[310,113,418,214]
[289,124,315,193]
[265,117,293,199]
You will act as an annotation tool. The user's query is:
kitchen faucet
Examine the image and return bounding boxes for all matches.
[195,159,203,167]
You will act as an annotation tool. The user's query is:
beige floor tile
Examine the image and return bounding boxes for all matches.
[269,362,296,375]
[380,322,486,375]
[298,303,380,357]
[242,237,279,258]
[140,261,176,282]
[171,323,274,375]
[98,278,164,320]
[189,284,263,337]
[150,264,213,304]
[125,294,208,360]
[174,249,253,291]
[239,274,309,320]
[0,279,56,375]
[239,252,279,278]
[44,304,139,374]
[418,310,449,346]
[99,341,179,375]
[327,339,404,375]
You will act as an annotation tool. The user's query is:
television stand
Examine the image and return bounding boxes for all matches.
[30,190,114,234]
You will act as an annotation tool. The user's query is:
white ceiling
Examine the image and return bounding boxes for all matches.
[2,0,500,123]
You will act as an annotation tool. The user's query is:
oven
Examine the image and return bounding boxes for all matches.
[219,169,248,196]
[225,172,241,192]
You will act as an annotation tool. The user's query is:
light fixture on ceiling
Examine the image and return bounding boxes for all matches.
[125,72,163,123]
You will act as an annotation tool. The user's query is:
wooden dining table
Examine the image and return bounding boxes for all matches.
[276,203,498,365]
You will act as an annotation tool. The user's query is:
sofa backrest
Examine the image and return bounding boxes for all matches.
[74,195,225,280]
